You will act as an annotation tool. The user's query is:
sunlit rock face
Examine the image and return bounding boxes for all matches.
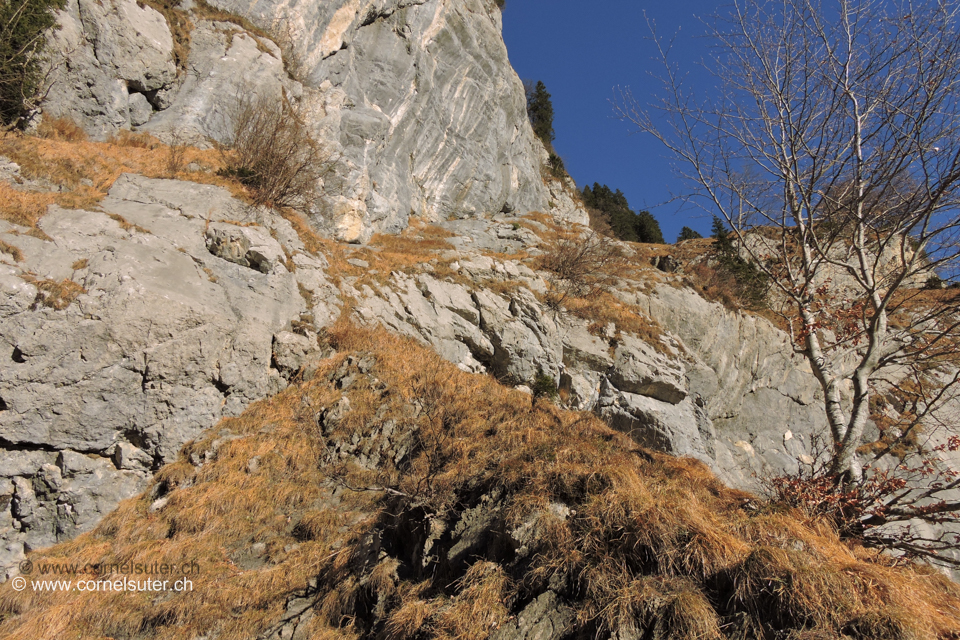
[45,0,553,241]
[209,0,550,240]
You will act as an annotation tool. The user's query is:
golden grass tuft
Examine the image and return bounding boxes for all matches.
[0,238,23,261]
[18,276,86,310]
[0,127,234,230]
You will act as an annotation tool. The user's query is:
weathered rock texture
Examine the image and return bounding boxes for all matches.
[0,174,339,577]
[205,0,552,238]
[18,0,955,590]
[43,0,579,241]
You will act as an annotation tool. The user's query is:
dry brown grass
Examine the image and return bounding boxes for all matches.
[106,213,151,235]
[559,291,668,351]
[340,223,460,288]
[0,238,23,261]
[20,275,86,310]
[0,126,233,230]
[3,323,960,640]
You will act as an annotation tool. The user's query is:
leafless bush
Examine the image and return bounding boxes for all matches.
[767,432,960,567]
[220,92,333,211]
[538,229,624,308]
[165,130,188,177]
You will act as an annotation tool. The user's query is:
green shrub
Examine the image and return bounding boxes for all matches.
[547,152,565,178]
[0,0,66,127]
[532,371,558,400]
[924,273,944,290]
[710,216,769,308]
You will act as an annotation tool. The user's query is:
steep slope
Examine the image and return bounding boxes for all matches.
[3,325,960,640]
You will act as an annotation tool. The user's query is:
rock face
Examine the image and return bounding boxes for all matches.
[43,0,179,137]
[43,0,572,240]
[0,174,339,578]
[20,0,955,590]
[208,0,551,237]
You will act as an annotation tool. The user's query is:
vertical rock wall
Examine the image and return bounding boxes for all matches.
[43,0,552,241]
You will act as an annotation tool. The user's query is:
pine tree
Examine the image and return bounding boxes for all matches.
[711,216,732,252]
[581,183,664,244]
[676,226,703,242]
[526,80,555,145]
[634,211,664,244]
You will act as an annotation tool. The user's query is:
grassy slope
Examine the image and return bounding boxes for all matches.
[1,322,959,640]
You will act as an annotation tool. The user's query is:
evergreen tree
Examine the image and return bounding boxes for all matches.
[526,80,555,145]
[635,210,664,244]
[0,0,66,126]
[581,182,664,244]
[709,215,768,306]
[711,216,733,252]
[676,226,703,242]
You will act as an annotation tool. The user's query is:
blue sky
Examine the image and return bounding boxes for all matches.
[502,0,728,243]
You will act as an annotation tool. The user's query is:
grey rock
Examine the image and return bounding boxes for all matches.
[111,442,154,471]
[272,331,320,377]
[561,323,612,373]
[492,591,573,640]
[199,0,550,240]
[607,335,687,404]
[143,21,297,146]
[0,174,336,578]
[43,0,178,137]
[602,390,717,464]
[206,223,287,274]
[127,91,154,127]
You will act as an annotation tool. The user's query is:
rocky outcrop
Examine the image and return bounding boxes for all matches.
[0,174,339,578]
[43,0,180,137]
[207,0,552,238]
[43,0,577,240]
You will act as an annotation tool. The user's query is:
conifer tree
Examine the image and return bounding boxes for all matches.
[676,226,703,242]
[526,80,555,145]
[582,182,664,244]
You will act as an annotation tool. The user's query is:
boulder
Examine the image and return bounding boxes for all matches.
[607,335,687,404]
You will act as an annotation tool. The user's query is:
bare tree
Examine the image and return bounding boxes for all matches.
[617,0,960,483]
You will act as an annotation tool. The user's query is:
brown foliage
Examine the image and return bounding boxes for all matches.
[536,228,625,312]
[220,93,335,211]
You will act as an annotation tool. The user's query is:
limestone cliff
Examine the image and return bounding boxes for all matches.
[43,0,560,241]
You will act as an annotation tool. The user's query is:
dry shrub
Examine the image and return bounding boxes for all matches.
[220,92,334,211]
[4,324,960,640]
[537,228,624,303]
[269,18,307,82]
